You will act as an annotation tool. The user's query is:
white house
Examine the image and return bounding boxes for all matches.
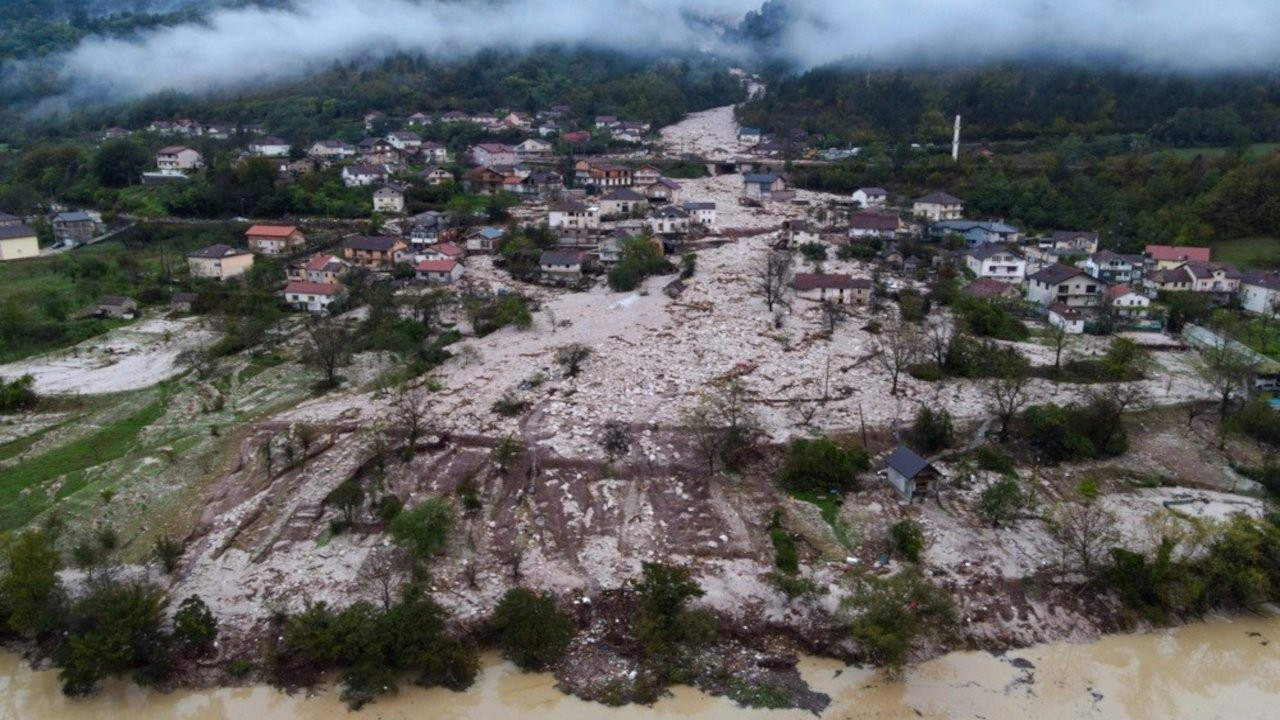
[373,184,406,213]
[793,273,872,304]
[1081,250,1142,284]
[851,187,888,208]
[414,259,463,284]
[1048,230,1100,254]
[1026,264,1101,307]
[882,446,941,501]
[156,146,203,172]
[549,200,600,231]
[1103,284,1152,317]
[650,206,690,235]
[419,141,449,164]
[1183,262,1242,295]
[249,136,290,157]
[421,242,465,263]
[1240,270,1280,316]
[682,202,716,228]
[470,143,517,167]
[309,140,356,159]
[515,138,553,159]
[419,166,453,186]
[342,163,389,187]
[598,188,648,217]
[964,244,1026,282]
[386,131,422,150]
[540,249,585,281]
[912,192,964,221]
[1048,304,1086,334]
[742,174,786,201]
[284,281,341,313]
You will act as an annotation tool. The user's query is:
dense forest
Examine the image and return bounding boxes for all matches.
[737,64,1280,147]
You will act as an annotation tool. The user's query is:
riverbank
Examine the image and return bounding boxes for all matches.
[2,614,1276,719]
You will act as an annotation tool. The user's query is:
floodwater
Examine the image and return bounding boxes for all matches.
[1,615,1277,720]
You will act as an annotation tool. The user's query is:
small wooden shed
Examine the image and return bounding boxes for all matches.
[883,446,942,501]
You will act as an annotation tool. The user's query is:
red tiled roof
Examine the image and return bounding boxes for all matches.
[1145,245,1210,263]
[793,273,869,291]
[430,243,464,257]
[415,259,458,273]
[245,224,298,238]
[284,281,340,295]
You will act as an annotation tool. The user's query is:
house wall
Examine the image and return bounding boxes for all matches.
[1049,311,1085,334]
[1242,284,1280,315]
[189,253,253,280]
[0,235,40,261]
[886,468,915,499]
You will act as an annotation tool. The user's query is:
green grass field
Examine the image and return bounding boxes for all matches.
[1211,237,1280,270]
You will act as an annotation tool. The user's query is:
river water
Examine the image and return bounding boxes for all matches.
[2,615,1277,720]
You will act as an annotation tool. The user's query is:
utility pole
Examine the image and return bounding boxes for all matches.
[952,114,962,161]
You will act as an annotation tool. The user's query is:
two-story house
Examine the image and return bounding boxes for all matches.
[373,184,406,213]
[157,146,203,172]
[912,192,963,221]
[742,174,786,201]
[342,236,407,270]
[793,273,872,304]
[598,188,648,217]
[1026,264,1100,307]
[851,187,888,208]
[931,219,1019,246]
[245,224,306,256]
[287,253,347,285]
[1240,270,1280,316]
[341,163,389,187]
[187,244,254,280]
[1145,244,1211,270]
[548,200,600,231]
[540,250,585,282]
[849,210,904,240]
[682,202,716,228]
[283,281,341,314]
[1183,261,1241,298]
[414,259,463,284]
[650,206,691,235]
[52,211,97,247]
[964,244,1026,281]
[1102,284,1152,317]
[470,143,517,167]
[1047,230,1100,254]
[386,131,422,151]
[1081,250,1143,284]
[249,136,290,157]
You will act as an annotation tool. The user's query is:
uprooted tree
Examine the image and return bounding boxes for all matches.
[754,250,793,313]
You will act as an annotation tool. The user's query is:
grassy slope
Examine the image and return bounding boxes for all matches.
[1211,237,1280,270]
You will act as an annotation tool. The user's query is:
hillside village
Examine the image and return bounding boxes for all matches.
[3,77,1280,713]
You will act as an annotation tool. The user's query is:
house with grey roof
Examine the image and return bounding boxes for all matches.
[742,173,786,201]
[881,446,941,501]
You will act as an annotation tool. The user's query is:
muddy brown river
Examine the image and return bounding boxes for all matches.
[1,615,1276,719]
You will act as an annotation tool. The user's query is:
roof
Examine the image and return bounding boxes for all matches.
[967,243,1022,261]
[885,446,933,479]
[187,243,250,259]
[388,131,421,140]
[743,173,779,184]
[0,212,19,223]
[415,259,459,273]
[245,224,299,238]
[343,236,403,252]
[304,254,342,271]
[471,227,505,240]
[962,278,1019,299]
[915,191,963,205]
[602,188,647,201]
[375,183,406,194]
[856,186,887,195]
[98,295,135,306]
[554,199,592,213]
[1242,270,1280,292]
[683,202,716,210]
[475,143,513,153]
[429,242,464,257]
[157,145,194,155]
[850,210,901,231]
[654,206,689,218]
[1050,230,1099,244]
[344,163,388,176]
[1104,284,1143,300]
[934,219,1019,234]
[1029,264,1086,284]
[284,281,341,295]
[1150,266,1192,284]
[541,249,585,265]
[792,273,869,291]
[1049,303,1085,320]
[55,211,93,223]
[255,136,288,145]
[1183,261,1241,280]
[1146,244,1211,263]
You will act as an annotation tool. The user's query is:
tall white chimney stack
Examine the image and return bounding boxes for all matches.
[952,114,961,161]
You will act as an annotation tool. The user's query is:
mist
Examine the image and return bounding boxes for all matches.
[54,0,1280,101]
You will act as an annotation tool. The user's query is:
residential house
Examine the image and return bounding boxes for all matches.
[962,277,1022,301]
[470,143,517,167]
[515,138,553,159]
[1146,266,1194,294]
[156,146,203,172]
[641,178,681,205]
[912,192,964,221]
[249,136,290,157]
[1048,304,1086,334]
[650,206,691,236]
[288,254,347,284]
[342,236,407,270]
[463,167,510,195]
[419,141,449,164]
[0,212,21,227]
[632,165,662,186]
[793,273,872,304]
[574,159,632,188]
[284,281,341,313]
[103,127,131,140]
[1240,270,1280,316]
[342,163,390,187]
[409,211,446,247]
[1103,284,1151,317]
[594,115,619,129]
[440,111,468,123]
[52,211,97,246]
[172,292,198,312]
[1145,244,1211,270]
[363,111,386,131]
[466,226,506,253]
[524,170,564,198]
[1183,261,1241,297]
[406,112,432,127]
[373,184,407,213]
[421,242,465,263]
[851,187,888,208]
[785,220,820,246]
[1025,264,1100,307]
[682,202,716,228]
[499,112,533,130]
[597,230,636,266]
[414,259,463,284]
[419,166,453,186]
[963,244,1026,281]
[1048,230,1100,254]
[540,250,585,282]
[848,210,903,239]
[738,127,763,144]
[1081,250,1142,284]
[549,200,600,231]
[614,123,646,143]
[882,446,941,501]
[309,140,356,160]
[96,296,138,318]
[357,138,400,165]
[187,244,254,280]
[598,188,648,217]
[245,224,306,256]
[930,219,1020,246]
[742,174,786,201]
[562,130,592,145]
[386,131,422,151]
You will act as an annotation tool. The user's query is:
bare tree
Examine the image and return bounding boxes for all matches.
[820,300,846,335]
[391,384,436,457]
[304,319,353,388]
[988,358,1032,443]
[877,317,922,395]
[754,250,794,313]
[177,346,217,380]
[358,546,410,610]
[1048,499,1120,574]
[555,343,592,378]
[925,319,952,369]
[683,379,761,474]
[683,400,724,475]
[1192,337,1260,417]
[493,434,523,474]
[600,420,631,462]
[1046,320,1073,374]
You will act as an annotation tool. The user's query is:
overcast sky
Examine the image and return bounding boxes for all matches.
[55,0,1280,99]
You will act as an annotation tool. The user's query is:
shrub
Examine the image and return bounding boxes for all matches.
[0,374,38,413]
[377,495,404,522]
[889,520,925,562]
[898,291,929,322]
[492,588,576,671]
[797,242,827,262]
[838,243,877,260]
[779,437,870,493]
[911,406,953,453]
[952,298,1028,341]
[152,535,183,574]
[975,447,1016,475]
[767,571,820,600]
[390,498,454,564]
[907,362,943,381]
[977,477,1030,527]
[633,563,715,661]
[172,595,217,656]
[845,567,956,672]
[56,582,171,695]
[770,528,799,574]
